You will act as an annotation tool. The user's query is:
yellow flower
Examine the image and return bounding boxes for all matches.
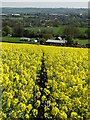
[51,106,59,116]
[18,103,26,112]
[32,109,38,117]
[47,100,51,106]
[13,98,18,106]
[71,112,78,118]
[34,100,41,108]
[62,106,68,112]
[59,111,67,119]
[2,113,6,119]
[26,104,32,112]
[25,114,29,119]
[44,113,48,118]
[41,95,46,102]
[44,88,50,95]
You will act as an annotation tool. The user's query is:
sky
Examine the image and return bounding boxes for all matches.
[2,0,89,2]
[2,0,90,8]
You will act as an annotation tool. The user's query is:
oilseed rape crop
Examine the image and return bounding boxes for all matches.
[1,43,89,119]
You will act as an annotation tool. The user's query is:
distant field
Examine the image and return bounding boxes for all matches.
[24,26,87,36]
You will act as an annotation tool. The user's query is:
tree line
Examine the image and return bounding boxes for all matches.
[2,24,90,38]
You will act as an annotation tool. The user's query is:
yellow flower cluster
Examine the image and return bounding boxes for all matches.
[2,43,42,119]
[42,46,89,119]
[2,43,89,119]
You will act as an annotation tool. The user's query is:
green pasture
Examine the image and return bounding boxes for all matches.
[1,37,36,43]
[73,39,89,45]
[2,37,21,43]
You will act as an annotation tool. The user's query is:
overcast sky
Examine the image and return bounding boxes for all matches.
[2,0,89,2]
[2,0,90,8]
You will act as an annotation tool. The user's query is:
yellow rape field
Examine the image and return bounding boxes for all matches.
[1,43,89,120]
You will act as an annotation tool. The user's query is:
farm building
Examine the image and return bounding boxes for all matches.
[20,38,30,42]
[46,37,67,46]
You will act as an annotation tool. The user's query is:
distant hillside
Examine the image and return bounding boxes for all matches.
[2,8,88,15]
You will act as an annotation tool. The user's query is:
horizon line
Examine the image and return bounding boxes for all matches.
[2,7,88,9]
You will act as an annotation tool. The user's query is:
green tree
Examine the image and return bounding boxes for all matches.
[40,38,46,45]
[64,26,80,38]
[23,30,30,38]
[42,33,52,40]
[2,25,12,36]
[53,19,61,27]
[12,24,24,37]
[85,28,90,39]
[64,26,80,45]
[66,35,73,46]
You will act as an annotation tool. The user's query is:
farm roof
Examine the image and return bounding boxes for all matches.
[46,39,67,44]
